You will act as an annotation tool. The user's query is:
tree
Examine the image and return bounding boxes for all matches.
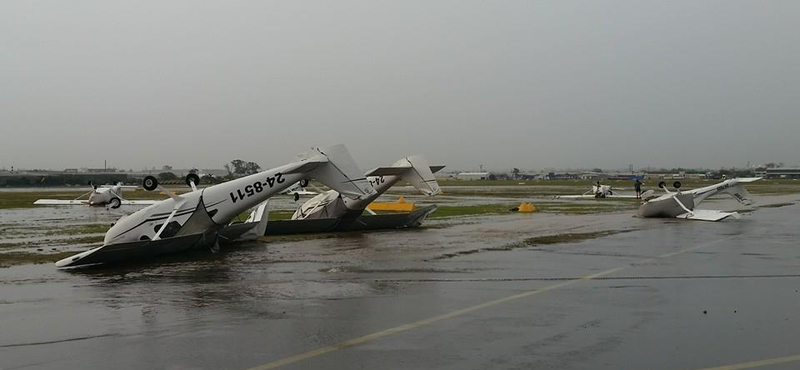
[229,159,261,176]
[231,159,246,174]
[162,165,173,171]
[244,161,261,175]
[512,168,520,179]
[223,163,232,177]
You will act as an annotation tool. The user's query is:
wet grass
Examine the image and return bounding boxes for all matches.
[536,200,640,215]
[434,230,630,260]
[0,234,103,251]
[44,223,110,236]
[428,204,515,218]
[268,210,294,221]
[0,188,181,209]
[432,179,800,197]
[0,190,86,209]
[424,200,639,219]
[0,251,77,267]
[2,180,797,211]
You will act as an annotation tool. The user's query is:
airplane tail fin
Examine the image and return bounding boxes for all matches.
[295,145,375,200]
[392,155,441,196]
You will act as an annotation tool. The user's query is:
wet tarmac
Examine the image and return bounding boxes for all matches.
[2,197,800,370]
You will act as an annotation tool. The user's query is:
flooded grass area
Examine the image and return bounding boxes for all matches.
[0,251,78,267]
[1,180,798,268]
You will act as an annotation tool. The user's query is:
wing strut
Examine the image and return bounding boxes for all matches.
[671,196,694,218]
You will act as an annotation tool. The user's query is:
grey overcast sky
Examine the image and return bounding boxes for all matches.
[1,0,799,172]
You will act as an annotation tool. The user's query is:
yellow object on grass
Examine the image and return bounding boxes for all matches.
[367,196,415,212]
[517,202,537,213]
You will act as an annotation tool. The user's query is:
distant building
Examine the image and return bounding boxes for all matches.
[456,172,490,181]
[645,171,706,180]
[546,172,579,180]
[759,168,800,179]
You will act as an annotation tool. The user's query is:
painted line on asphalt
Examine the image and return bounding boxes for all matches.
[246,236,733,370]
[685,354,800,370]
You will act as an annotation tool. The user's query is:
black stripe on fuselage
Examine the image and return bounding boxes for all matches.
[112,209,198,239]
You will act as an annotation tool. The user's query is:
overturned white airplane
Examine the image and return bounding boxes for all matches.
[292,154,442,221]
[638,178,761,221]
[555,183,639,199]
[279,181,317,201]
[34,182,159,209]
[55,145,375,268]
[246,154,443,236]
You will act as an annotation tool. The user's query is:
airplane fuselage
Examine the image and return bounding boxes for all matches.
[88,186,122,206]
[638,193,695,218]
[104,164,308,246]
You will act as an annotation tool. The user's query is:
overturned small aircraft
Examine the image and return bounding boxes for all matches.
[34,182,159,209]
[638,177,761,221]
[261,154,444,235]
[55,145,375,268]
[555,183,638,199]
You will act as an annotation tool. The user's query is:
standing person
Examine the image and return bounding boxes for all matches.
[634,178,643,199]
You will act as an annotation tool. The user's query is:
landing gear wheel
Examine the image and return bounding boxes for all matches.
[108,197,122,209]
[673,181,682,189]
[658,181,667,189]
[299,179,309,187]
[143,176,159,191]
[185,173,200,187]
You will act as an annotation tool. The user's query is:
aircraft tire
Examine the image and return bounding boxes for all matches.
[186,173,200,187]
[299,179,309,187]
[143,176,159,191]
[673,181,682,189]
[109,197,121,209]
[658,181,666,189]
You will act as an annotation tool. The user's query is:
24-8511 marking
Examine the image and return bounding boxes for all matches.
[229,173,286,203]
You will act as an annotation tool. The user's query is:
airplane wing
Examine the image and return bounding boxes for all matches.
[554,195,595,199]
[34,199,89,206]
[555,194,639,199]
[676,209,741,222]
[121,200,160,206]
